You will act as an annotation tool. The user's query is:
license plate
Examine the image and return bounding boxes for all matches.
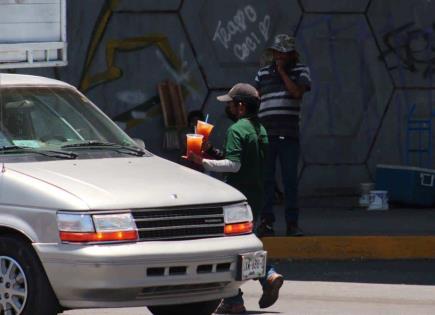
[237,250,267,281]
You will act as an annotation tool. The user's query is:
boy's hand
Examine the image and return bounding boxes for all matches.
[184,151,203,165]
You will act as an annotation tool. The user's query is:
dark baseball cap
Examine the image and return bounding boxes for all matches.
[217,83,259,102]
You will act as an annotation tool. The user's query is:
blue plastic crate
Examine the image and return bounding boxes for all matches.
[375,165,435,207]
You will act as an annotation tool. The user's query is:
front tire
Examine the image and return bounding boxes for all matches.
[0,236,59,315]
[148,299,220,315]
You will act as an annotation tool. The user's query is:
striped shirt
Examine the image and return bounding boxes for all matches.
[255,63,311,138]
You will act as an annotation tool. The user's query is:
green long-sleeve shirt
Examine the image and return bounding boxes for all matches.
[224,118,268,217]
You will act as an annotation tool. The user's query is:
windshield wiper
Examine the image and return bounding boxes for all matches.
[61,141,146,156]
[0,146,77,159]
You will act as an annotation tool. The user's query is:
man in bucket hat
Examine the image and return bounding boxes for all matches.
[186,83,284,314]
[255,34,311,237]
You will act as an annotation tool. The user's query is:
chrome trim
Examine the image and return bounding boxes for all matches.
[134,214,224,222]
[137,224,224,232]
[138,234,224,241]
[132,205,227,241]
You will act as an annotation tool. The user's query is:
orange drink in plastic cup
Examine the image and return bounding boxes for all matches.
[186,134,203,156]
[196,120,214,141]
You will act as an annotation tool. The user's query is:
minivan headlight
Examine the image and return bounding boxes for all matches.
[93,213,136,232]
[57,213,94,232]
[224,203,253,224]
[223,203,253,235]
[57,212,138,243]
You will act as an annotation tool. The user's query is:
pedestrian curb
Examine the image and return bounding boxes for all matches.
[262,236,435,260]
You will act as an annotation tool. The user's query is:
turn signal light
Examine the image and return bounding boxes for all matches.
[57,212,138,243]
[60,230,138,243]
[224,222,253,236]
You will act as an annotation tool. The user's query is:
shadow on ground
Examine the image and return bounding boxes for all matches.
[272,259,435,286]
[244,312,280,314]
[214,311,281,315]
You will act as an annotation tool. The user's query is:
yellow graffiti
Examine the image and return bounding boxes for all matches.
[80,0,118,91]
[79,0,198,95]
[78,0,199,131]
[80,35,184,92]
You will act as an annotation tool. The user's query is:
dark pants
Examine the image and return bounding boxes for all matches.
[223,188,276,306]
[262,136,300,224]
[223,266,277,305]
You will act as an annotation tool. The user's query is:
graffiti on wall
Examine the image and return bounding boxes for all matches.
[378,21,435,79]
[43,0,435,194]
[76,0,203,132]
[81,35,186,92]
[212,5,270,61]
[155,42,202,101]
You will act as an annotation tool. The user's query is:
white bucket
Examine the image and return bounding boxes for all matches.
[368,190,389,210]
[359,183,375,207]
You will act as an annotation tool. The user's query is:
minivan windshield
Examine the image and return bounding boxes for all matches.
[0,87,142,157]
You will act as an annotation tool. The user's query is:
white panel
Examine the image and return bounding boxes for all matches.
[0,60,67,69]
[0,51,57,63]
[0,23,60,43]
[0,0,58,4]
[0,0,65,68]
[0,50,27,62]
[0,42,65,64]
[31,49,59,61]
[0,3,60,23]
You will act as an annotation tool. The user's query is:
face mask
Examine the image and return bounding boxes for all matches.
[225,104,238,122]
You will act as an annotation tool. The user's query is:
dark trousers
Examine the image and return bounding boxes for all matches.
[262,136,300,224]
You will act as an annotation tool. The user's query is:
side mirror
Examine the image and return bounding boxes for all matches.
[132,138,145,149]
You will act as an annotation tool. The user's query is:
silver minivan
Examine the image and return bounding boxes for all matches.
[0,74,266,315]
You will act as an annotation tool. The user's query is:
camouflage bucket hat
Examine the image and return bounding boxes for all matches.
[269,34,296,53]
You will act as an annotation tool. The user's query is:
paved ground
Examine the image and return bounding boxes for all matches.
[271,204,435,236]
[65,260,435,315]
[65,281,435,315]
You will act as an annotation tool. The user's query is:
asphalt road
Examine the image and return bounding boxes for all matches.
[65,260,435,315]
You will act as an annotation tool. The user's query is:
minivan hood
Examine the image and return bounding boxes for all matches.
[6,156,245,210]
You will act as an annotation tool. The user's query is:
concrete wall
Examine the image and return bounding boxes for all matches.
[6,0,435,197]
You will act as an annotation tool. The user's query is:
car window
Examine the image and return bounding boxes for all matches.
[0,130,11,147]
[0,87,137,150]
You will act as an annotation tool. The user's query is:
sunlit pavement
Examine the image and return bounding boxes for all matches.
[65,280,435,315]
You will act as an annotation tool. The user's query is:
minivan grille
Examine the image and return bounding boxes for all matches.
[131,206,225,241]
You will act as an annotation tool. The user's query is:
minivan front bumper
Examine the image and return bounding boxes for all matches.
[34,234,263,308]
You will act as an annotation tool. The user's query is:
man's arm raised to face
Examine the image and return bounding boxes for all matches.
[276,61,307,100]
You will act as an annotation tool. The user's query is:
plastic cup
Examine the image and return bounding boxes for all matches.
[196,120,214,142]
[186,134,203,156]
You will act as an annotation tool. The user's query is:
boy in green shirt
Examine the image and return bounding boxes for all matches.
[187,83,283,314]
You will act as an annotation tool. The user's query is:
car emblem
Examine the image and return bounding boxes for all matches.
[170,194,178,199]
